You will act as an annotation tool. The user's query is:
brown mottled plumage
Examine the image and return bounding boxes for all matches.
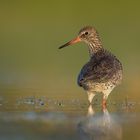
[59,26,123,107]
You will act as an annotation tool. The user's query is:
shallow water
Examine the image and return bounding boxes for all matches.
[0,1,140,140]
[0,94,140,140]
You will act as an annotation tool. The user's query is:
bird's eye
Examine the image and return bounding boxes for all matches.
[85,32,88,35]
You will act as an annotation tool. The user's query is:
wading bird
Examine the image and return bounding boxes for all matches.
[59,26,123,108]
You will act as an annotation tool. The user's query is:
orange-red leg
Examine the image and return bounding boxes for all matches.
[102,98,107,110]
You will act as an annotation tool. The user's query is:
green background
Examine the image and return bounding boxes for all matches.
[0,1,140,100]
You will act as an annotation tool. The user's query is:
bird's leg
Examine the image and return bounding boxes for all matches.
[87,104,95,116]
[102,97,107,110]
[102,90,111,110]
[87,92,95,105]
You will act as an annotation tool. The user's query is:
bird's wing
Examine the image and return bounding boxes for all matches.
[77,55,121,86]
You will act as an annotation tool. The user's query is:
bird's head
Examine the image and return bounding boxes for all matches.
[59,26,98,49]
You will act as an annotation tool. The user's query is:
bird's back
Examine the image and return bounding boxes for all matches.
[77,49,123,91]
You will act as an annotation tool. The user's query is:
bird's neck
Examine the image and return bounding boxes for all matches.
[88,37,103,57]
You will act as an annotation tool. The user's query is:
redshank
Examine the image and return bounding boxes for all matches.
[59,26,123,107]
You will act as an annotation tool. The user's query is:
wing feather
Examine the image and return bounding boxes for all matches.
[77,50,122,87]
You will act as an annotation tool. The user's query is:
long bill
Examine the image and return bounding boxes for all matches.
[58,36,81,49]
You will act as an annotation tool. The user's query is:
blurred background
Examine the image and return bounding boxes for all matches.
[0,0,140,103]
[0,1,140,140]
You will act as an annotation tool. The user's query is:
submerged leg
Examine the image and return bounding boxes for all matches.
[102,97,107,110]
[102,89,112,110]
[87,104,94,116]
[87,92,95,104]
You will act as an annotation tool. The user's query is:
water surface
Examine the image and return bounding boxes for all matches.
[0,92,140,140]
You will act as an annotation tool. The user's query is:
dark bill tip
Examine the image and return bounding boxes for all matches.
[58,36,81,49]
[58,42,70,49]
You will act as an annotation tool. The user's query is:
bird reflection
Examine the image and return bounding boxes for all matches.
[77,105,122,140]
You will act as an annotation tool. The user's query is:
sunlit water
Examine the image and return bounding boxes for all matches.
[0,94,140,140]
